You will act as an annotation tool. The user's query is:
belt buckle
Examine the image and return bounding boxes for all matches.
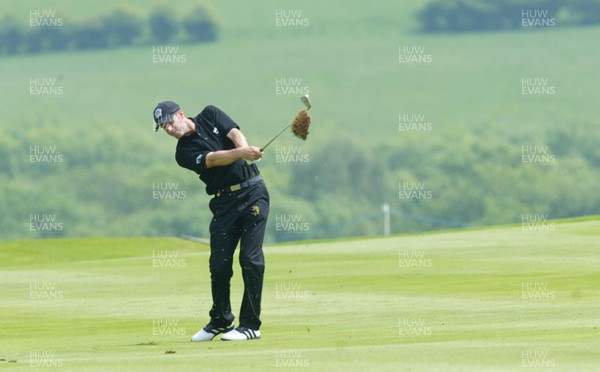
[230,184,241,192]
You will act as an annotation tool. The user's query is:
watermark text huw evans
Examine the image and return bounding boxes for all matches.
[399,45,432,64]
[152,250,187,268]
[152,182,186,200]
[275,10,310,27]
[399,181,432,200]
[29,213,63,233]
[521,349,556,368]
[521,77,555,96]
[30,9,63,28]
[30,281,63,300]
[152,45,186,64]
[30,77,64,96]
[275,214,310,233]
[30,145,63,164]
[521,146,556,165]
[521,214,555,231]
[521,9,556,29]
[276,146,309,163]
[275,349,309,367]
[399,113,432,132]
[521,282,555,300]
[29,350,63,367]
[275,77,309,95]
[399,318,432,337]
[399,250,432,268]
[153,318,186,336]
[275,282,309,300]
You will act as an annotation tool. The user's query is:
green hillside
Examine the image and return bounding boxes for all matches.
[1,1,599,241]
[1,217,598,370]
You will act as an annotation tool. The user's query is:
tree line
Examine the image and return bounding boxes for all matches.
[418,0,600,33]
[1,116,598,241]
[0,4,218,56]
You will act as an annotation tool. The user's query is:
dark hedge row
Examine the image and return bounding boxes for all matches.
[0,5,218,56]
[418,0,600,33]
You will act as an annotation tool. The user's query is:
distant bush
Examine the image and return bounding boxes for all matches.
[0,3,218,57]
[103,7,144,47]
[567,0,600,25]
[44,27,70,51]
[183,5,219,42]
[25,28,46,53]
[0,15,24,55]
[418,0,600,33]
[149,5,180,43]
[71,17,110,50]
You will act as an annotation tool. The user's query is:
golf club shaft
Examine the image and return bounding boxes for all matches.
[261,121,294,151]
[261,95,312,151]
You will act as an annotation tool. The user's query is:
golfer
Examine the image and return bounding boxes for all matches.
[153,100,269,341]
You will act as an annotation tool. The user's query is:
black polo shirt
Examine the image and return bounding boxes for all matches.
[175,105,259,195]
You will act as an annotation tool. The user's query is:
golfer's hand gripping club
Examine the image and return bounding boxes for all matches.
[243,146,263,164]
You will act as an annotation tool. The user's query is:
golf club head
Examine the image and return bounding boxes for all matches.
[301,95,312,110]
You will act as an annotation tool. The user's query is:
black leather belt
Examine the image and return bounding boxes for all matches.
[215,175,262,197]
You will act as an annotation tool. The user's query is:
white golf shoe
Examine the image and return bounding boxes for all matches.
[191,322,234,342]
[221,326,261,341]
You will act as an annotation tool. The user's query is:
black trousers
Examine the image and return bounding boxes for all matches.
[207,180,269,330]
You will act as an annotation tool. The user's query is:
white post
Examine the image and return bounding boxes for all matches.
[382,203,390,236]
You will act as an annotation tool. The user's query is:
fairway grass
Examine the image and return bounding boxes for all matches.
[1,218,599,371]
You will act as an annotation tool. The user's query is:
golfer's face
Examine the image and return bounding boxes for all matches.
[162,112,186,139]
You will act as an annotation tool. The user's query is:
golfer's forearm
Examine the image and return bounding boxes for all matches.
[228,128,249,148]
[205,149,243,168]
